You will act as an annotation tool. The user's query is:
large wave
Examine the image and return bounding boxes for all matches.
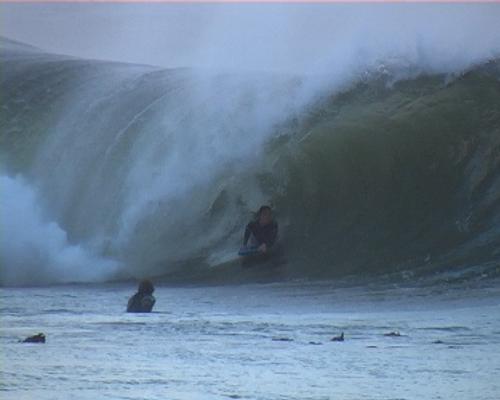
[1,36,499,286]
[271,63,500,281]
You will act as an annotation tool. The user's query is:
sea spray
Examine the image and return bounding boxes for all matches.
[0,174,119,285]
[0,44,306,282]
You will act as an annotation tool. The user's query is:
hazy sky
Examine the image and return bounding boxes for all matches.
[2,3,500,74]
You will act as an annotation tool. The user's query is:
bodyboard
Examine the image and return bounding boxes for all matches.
[238,246,260,256]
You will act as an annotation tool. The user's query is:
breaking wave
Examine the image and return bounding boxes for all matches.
[1,37,499,286]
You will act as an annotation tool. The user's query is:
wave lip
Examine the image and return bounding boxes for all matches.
[0,36,41,54]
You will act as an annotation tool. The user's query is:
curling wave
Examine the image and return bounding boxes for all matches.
[1,37,499,285]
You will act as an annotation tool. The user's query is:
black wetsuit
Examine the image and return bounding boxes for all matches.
[243,220,278,247]
[127,293,156,313]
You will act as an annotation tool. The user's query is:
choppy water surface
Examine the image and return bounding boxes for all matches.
[1,281,500,400]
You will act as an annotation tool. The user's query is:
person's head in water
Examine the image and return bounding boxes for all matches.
[127,279,156,313]
[138,279,154,295]
[257,205,273,226]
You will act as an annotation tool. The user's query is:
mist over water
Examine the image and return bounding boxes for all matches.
[0,175,119,285]
[2,3,500,74]
[1,4,500,286]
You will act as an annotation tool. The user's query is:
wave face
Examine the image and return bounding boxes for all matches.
[271,65,500,281]
[1,38,500,286]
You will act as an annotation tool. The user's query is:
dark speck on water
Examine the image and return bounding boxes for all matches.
[21,333,46,343]
[272,337,294,342]
[331,332,344,341]
[384,331,402,337]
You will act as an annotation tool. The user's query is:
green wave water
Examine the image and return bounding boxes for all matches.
[1,38,499,285]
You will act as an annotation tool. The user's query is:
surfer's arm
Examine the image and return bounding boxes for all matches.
[267,222,278,246]
[243,223,252,246]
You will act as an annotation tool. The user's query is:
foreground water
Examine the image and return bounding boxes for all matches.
[1,280,499,400]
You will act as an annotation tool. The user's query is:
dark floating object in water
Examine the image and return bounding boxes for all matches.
[331,332,344,342]
[384,331,402,337]
[433,340,445,344]
[366,345,378,348]
[308,341,323,345]
[22,333,45,343]
[127,279,156,313]
[272,337,294,342]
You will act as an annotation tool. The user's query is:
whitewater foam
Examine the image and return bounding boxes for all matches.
[0,174,119,286]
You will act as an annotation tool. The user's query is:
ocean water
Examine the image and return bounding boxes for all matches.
[2,280,500,400]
